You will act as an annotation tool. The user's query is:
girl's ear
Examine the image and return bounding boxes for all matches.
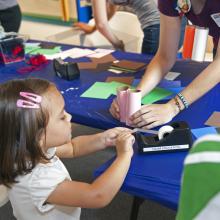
[38,133,46,149]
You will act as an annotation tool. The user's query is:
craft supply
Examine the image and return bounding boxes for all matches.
[192,27,209,62]
[117,86,130,123]
[158,125,174,140]
[110,60,146,72]
[0,33,25,64]
[132,128,158,135]
[126,89,142,126]
[106,76,134,85]
[135,121,193,154]
[53,58,80,81]
[182,25,195,59]
[17,54,48,74]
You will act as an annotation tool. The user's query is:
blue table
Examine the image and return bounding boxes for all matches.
[1,43,220,215]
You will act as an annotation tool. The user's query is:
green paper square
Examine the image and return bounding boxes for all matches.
[81,82,112,99]
[141,87,173,104]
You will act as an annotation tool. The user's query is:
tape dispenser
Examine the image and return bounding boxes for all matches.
[134,121,193,154]
[53,58,80,81]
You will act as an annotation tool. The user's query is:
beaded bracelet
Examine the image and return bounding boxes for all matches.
[174,96,181,112]
[177,93,189,109]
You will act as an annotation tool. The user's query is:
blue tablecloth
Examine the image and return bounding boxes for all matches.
[1,42,219,210]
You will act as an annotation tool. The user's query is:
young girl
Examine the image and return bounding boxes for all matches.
[0,78,134,220]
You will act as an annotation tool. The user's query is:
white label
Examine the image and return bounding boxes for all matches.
[143,144,189,152]
[211,13,220,28]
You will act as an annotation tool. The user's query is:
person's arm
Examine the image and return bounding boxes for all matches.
[91,0,124,50]
[73,22,96,34]
[131,29,220,129]
[56,127,131,158]
[168,39,220,111]
[47,132,134,208]
[73,0,118,34]
[109,13,181,120]
[136,13,181,95]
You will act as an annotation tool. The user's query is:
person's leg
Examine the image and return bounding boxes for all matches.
[141,24,160,55]
[0,5,22,32]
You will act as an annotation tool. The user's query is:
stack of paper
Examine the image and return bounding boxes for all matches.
[110,60,146,73]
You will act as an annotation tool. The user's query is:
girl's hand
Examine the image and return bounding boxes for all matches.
[73,22,95,34]
[102,127,132,147]
[115,132,134,157]
[109,98,120,120]
[130,103,176,129]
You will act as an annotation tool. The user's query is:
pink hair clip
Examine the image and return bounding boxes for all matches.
[16,92,42,109]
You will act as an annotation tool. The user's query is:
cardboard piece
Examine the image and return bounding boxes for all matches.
[205,112,220,127]
[106,76,134,85]
[91,54,116,64]
[78,62,97,70]
[95,62,113,72]
[111,60,146,71]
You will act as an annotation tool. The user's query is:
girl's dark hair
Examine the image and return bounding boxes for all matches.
[0,78,53,187]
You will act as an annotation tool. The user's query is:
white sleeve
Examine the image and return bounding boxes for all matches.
[29,163,68,213]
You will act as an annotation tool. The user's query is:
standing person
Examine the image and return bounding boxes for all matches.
[75,0,161,54]
[0,78,134,220]
[110,0,220,129]
[0,0,22,32]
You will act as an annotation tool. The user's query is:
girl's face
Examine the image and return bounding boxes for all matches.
[41,86,72,150]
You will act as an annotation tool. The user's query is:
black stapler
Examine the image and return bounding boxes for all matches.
[53,58,80,81]
[135,121,193,154]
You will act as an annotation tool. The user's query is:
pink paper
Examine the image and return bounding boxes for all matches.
[117,86,130,123]
[126,89,141,126]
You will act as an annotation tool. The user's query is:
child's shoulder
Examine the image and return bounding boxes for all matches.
[14,156,70,189]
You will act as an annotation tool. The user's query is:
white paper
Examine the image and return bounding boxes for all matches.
[25,42,40,47]
[192,27,209,62]
[67,48,96,59]
[45,48,96,60]
[87,48,114,58]
[108,68,123,74]
[44,54,63,60]
[165,72,181,80]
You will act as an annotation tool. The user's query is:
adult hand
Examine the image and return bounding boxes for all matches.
[73,22,95,34]
[102,127,132,147]
[113,40,125,51]
[130,103,176,129]
[109,98,120,120]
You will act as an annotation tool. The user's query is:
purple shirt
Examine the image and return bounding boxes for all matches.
[158,0,220,49]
